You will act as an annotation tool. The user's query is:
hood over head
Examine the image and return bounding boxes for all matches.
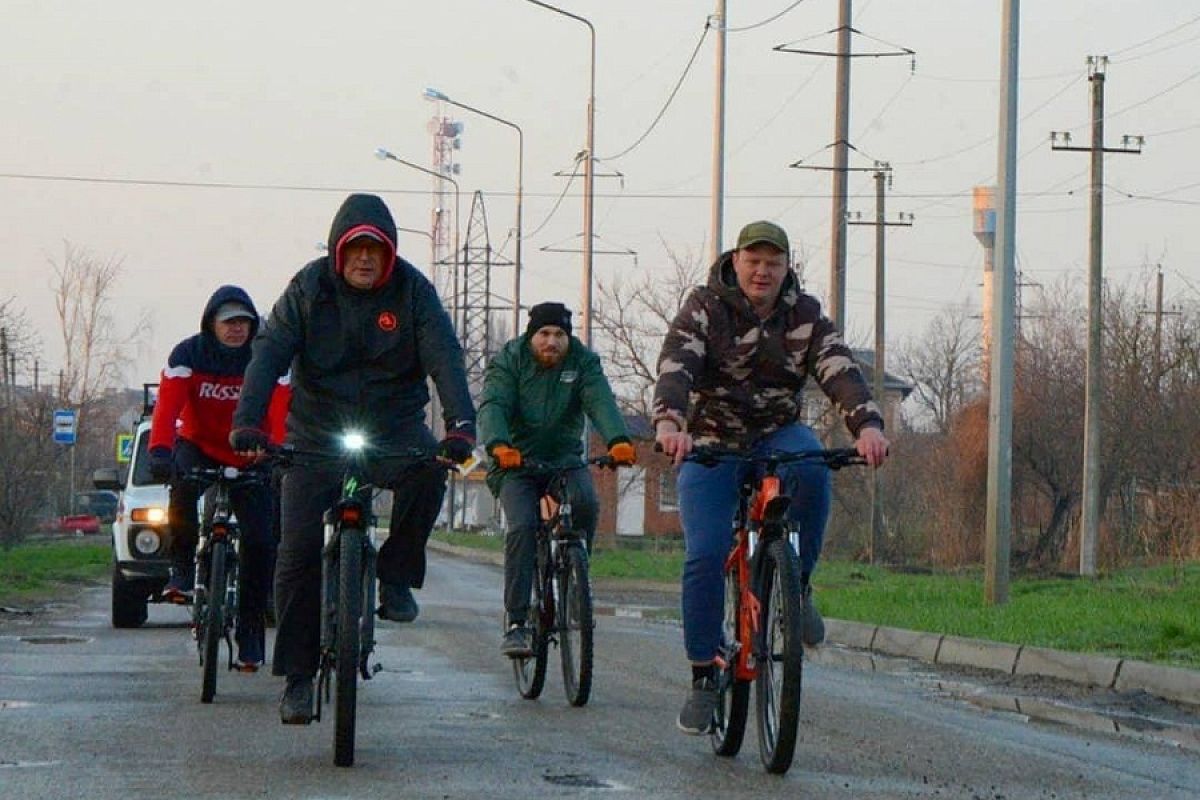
[327,193,399,290]
[201,285,260,340]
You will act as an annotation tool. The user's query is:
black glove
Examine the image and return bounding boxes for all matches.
[229,427,269,453]
[438,420,476,465]
[148,447,173,482]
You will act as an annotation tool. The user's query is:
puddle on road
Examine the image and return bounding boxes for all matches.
[593,605,675,620]
[543,772,615,789]
[18,635,91,645]
[1,700,37,709]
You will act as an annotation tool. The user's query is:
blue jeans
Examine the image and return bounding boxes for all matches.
[677,424,831,662]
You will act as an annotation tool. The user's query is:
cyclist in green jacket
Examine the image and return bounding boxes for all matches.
[478,302,636,658]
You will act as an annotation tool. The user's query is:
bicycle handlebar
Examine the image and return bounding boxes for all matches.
[680,446,867,470]
[503,454,620,472]
[275,444,456,471]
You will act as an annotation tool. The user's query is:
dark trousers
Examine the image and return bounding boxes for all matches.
[167,439,274,619]
[272,451,448,678]
[497,469,597,626]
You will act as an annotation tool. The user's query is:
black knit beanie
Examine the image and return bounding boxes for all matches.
[526,302,572,337]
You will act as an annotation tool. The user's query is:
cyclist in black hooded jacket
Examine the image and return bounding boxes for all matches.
[232,193,475,725]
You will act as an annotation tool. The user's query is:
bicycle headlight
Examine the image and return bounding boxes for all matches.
[341,431,367,452]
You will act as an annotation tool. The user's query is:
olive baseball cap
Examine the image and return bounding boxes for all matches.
[735,220,789,254]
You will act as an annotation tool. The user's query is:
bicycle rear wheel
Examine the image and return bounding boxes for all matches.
[754,537,804,774]
[199,541,227,704]
[513,556,549,699]
[558,543,593,707]
[711,562,749,756]
[334,526,363,768]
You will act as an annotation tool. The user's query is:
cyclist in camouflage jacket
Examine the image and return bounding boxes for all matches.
[653,220,890,736]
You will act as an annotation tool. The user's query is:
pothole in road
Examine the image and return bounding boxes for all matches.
[543,773,613,789]
[19,635,91,645]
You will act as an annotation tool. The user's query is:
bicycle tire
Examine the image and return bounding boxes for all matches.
[513,551,549,699]
[334,526,363,768]
[558,544,593,707]
[754,537,805,774]
[711,562,750,756]
[200,541,227,704]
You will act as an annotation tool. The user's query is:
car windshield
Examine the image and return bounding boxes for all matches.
[130,430,158,486]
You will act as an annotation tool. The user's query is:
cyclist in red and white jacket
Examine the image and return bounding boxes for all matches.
[148,284,289,671]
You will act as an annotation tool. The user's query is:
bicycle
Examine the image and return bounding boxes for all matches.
[509,455,616,707]
[180,462,273,704]
[681,446,865,774]
[285,436,454,768]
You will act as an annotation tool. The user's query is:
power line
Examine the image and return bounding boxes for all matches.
[599,22,710,161]
[1109,12,1200,57]
[723,1,808,33]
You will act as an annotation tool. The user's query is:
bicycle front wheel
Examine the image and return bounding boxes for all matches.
[558,543,593,707]
[712,561,749,756]
[199,541,228,704]
[754,537,805,774]
[513,552,549,699]
[334,526,363,768]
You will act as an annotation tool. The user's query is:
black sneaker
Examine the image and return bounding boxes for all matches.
[801,584,825,646]
[499,624,533,658]
[279,675,314,725]
[234,617,265,672]
[162,564,194,604]
[676,677,718,735]
[378,581,419,623]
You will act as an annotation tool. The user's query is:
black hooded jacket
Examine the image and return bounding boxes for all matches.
[234,193,475,449]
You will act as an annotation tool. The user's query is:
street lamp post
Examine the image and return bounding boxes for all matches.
[424,88,525,336]
[375,147,462,328]
[522,0,595,347]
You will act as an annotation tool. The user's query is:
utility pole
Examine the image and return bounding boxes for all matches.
[1051,55,1144,577]
[1141,266,1181,387]
[709,0,727,264]
[985,0,1020,606]
[829,0,852,330]
[848,163,913,563]
[775,6,912,331]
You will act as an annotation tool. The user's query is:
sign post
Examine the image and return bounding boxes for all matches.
[53,409,78,513]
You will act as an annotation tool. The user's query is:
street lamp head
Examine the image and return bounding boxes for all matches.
[374,147,393,161]
[424,87,449,102]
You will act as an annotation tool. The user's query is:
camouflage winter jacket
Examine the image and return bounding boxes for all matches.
[652,251,883,448]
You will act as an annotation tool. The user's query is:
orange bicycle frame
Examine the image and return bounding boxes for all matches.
[725,474,783,681]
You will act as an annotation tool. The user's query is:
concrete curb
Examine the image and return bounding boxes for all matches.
[427,539,1199,708]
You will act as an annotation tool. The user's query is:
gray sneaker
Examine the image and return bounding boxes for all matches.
[279,675,313,725]
[676,677,718,735]
[500,624,533,659]
[801,585,825,646]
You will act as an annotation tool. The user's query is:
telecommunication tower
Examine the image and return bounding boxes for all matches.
[428,114,463,295]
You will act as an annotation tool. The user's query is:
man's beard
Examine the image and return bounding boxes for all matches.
[533,348,565,368]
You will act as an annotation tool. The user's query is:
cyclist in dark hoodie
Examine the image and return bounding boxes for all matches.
[231,193,476,725]
[148,285,290,671]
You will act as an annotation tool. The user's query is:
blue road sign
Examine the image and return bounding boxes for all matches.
[116,433,134,463]
[53,409,77,445]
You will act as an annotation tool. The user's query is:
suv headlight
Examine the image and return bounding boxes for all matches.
[130,507,167,524]
[133,528,162,555]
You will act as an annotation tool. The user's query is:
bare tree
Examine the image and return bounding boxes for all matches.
[894,303,982,434]
[50,241,149,409]
[594,237,707,419]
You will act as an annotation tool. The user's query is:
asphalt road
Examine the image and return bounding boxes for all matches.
[2,553,1197,799]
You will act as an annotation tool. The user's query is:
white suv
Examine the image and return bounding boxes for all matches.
[93,401,171,628]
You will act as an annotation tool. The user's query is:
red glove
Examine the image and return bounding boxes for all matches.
[491,445,522,470]
[608,441,636,466]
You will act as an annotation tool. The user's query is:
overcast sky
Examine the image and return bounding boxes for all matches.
[3,0,1198,385]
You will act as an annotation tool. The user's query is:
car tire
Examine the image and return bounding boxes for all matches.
[111,562,148,629]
